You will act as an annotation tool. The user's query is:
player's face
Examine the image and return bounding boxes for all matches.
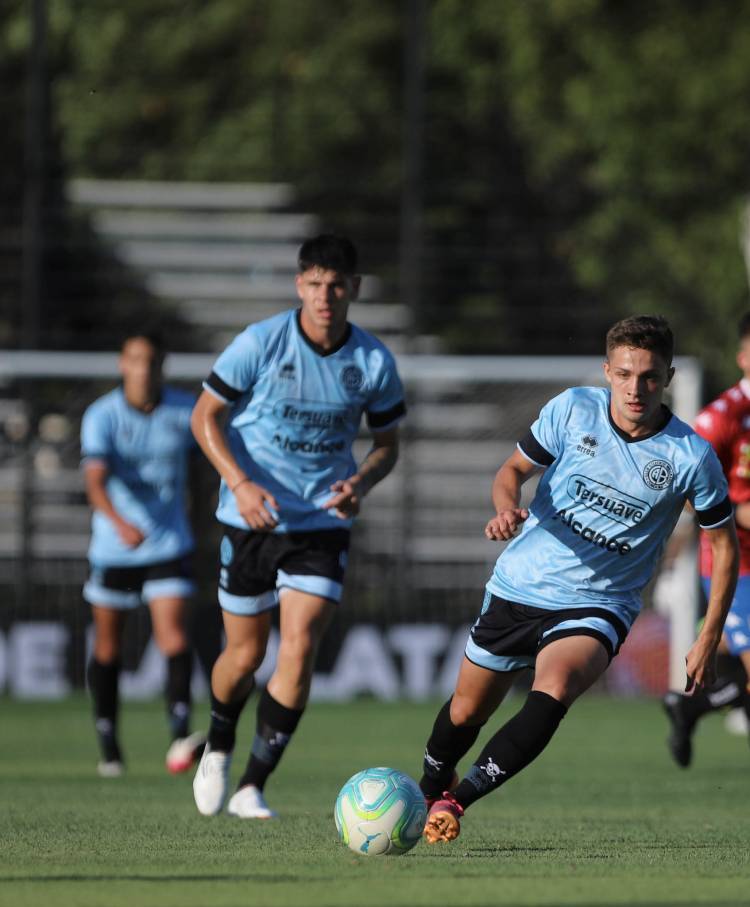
[296,267,360,339]
[119,337,163,402]
[603,345,674,437]
[737,338,750,378]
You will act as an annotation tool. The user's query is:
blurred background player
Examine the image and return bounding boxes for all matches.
[418,315,738,844]
[663,312,750,765]
[190,234,405,819]
[81,333,206,777]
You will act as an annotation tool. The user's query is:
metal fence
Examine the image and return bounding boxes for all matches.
[0,352,701,699]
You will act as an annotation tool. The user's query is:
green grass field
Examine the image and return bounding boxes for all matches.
[1,694,749,907]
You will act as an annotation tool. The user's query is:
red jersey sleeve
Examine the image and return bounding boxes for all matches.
[694,402,734,473]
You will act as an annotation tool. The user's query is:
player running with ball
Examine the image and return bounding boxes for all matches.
[419,315,739,844]
[191,234,405,819]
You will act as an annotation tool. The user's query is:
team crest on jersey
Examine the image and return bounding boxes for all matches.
[642,459,674,490]
[220,535,234,567]
[279,363,296,381]
[340,365,365,392]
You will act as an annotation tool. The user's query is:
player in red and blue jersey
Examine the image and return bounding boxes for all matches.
[663,312,750,765]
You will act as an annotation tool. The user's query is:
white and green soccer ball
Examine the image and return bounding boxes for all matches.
[334,767,427,856]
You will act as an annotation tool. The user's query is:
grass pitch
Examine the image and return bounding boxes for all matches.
[1,694,749,907]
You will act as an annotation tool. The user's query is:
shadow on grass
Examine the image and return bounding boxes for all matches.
[0,874,312,884]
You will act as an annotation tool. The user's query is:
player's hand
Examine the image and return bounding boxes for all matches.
[683,636,718,694]
[485,508,529,541]
[114,518,145,547]
[234,480,279,531]
[323,476,365,518]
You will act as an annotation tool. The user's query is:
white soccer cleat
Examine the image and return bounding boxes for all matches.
[97,760,124,778]
[724,707,749,736]
[166,731,207,774]
[227,785,277,819]
[193,746,232,816]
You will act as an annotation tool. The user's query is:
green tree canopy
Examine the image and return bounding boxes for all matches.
[5,0,750,388]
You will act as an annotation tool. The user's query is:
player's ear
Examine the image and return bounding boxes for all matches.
[602,360,612,384]
[349,275,361,301]
[294,273,305,301]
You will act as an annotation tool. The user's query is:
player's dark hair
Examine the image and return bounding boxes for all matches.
[605,315,674,366]
[738,312,750,341]
[298,234,358,275]
[120,331,167,357]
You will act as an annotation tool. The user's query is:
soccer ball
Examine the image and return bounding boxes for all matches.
[334,767,427,856]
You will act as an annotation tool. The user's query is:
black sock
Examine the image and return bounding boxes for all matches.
[166,650,192,740]
[237,689,304,792]
[88,658,122,762]
[419,698,484,799]
[207,688,250,753]
[453,691,567,810]
[680,674,745,724]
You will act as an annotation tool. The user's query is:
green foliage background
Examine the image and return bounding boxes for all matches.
[3,0,750,389]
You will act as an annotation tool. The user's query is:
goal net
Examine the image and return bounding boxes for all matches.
[0,351,701,700]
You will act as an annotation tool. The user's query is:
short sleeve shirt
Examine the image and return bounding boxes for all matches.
[81,386,196,566]
[203,309,406,532]
[487,386,731,624]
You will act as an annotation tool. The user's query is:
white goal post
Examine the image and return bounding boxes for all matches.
[0,350,702,694]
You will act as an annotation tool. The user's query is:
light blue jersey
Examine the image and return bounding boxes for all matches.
[487,387,731,627]
[203,309,406,533]
[81,386,197,566]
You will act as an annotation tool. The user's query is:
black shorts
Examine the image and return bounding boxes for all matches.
[83,555,196,609]
[217,526,351,615]
[465,592,630,672]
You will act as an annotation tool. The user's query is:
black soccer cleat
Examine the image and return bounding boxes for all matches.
[662,692,694,768]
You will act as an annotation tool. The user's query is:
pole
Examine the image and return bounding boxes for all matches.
[397,0,426,612]
[20,0,48,608]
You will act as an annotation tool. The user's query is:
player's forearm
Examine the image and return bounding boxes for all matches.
[84,469,122,523]
[734,502,750,530]
[491,464,524,513]
[356,442,398,496]
[702,529,740,645]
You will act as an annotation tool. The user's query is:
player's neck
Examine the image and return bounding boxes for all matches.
[609,402,669,440]
[298,310,349,352]
[123,383,161,413]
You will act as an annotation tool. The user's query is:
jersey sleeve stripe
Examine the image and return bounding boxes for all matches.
[696,495,733,529]
[518,429,555,467]
[82,454,107,465]
[366,400,406,430]
[204,372,242,403]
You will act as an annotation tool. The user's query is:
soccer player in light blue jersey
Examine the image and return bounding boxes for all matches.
[190,234,405,819]
[420,315,739,844]
[82,333,205,777]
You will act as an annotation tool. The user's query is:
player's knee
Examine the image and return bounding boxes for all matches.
[278,629,317,665]
[227,642,265,677]
[449,696,486,727]
[93,641,120,664]
[534,677,581,707]
[154,630,188,657]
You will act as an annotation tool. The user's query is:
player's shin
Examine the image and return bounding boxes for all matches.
[237,688,303,791]
[207,687,251,753]
[87,658,122,765]
[420,698,483,801]
[166,649,192,740]
[452,691,567,809]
